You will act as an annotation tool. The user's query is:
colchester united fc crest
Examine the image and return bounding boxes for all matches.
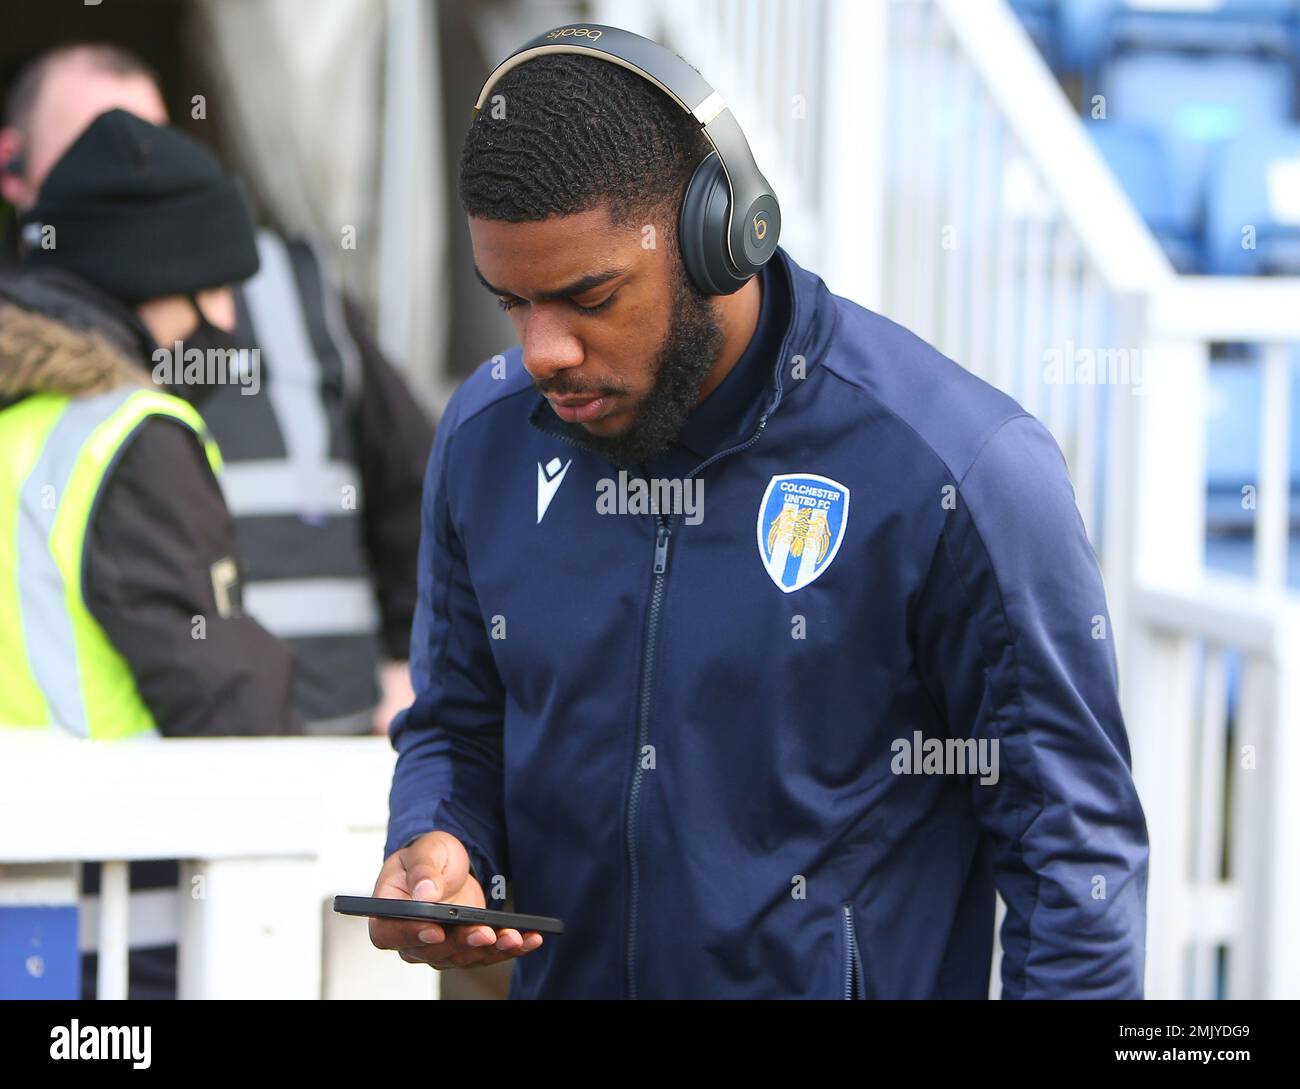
[756,473,850,593]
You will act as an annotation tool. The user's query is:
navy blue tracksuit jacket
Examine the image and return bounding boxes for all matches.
[385,245,1149,999]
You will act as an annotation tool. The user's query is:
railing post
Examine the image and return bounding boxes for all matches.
[1257,342,1293,591]
[178,857,322,999]
[821,0,888,310]
[1131,338,1209,589]
[1102,291,1149,705]
[1126,617,1197,999]
[96,860,130,1001]
[1263,606,1300,997]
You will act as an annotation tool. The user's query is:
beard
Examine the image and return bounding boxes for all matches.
[537,259,725,468]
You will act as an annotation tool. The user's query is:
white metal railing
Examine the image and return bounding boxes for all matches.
[1132,280,1300,998]
[880,0,1300,999]
[641,0,1297,998]
[0,736,434,1000]
[1146,277,1298,594]
[1127,580,1300,999]
[879,0,1174,591]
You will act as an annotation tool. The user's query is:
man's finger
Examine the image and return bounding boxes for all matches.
[398,944,499,969]
[404,836,451,902]
[397,930,545,969]
[451,923,497,949]
[436,929,544,965]
[492,928,523,951]
[370,911,434,950]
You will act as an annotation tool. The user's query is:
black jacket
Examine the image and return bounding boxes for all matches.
[0,267,299,735]
[338,295,434,659]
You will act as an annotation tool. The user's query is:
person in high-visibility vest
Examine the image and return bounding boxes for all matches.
[0,98,302,1000]
[1,307,215,737]
[0,103,300,738]
[0,301,297,735]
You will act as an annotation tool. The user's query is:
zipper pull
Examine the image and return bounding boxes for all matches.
[653,523,671,574]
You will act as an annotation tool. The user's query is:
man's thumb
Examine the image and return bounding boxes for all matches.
[404,830,467,902]
[406,852,445,902]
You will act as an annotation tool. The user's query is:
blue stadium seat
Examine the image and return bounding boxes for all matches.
[1099,48,1295,238]
[1108,1,1299,59]
[1205,124,1300,273]
[1058,0,1121,76]
[1203,344,1300,543]
[1058,0,1300,78]
[1207,349,1263,517]
[1086,118,1204,270]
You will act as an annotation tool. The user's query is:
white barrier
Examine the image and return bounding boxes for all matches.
[0,735,436,1000]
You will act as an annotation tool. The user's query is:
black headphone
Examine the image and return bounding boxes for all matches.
[472,23,781,296]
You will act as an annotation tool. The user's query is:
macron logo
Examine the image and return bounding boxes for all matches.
[537,456,572,523]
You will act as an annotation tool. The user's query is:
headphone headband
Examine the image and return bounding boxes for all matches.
[471,23,780,293]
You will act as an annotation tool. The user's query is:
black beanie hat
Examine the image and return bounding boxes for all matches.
[19,109,260,304]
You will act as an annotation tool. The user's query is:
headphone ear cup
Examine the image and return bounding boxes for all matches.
[677,152,751,296]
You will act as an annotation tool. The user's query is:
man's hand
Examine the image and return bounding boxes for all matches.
[368,830,544,969]
[372,660,416,735]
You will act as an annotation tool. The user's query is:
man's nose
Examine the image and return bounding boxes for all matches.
[520,308,584,385]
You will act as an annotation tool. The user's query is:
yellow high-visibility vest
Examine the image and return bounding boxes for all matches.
[0,385,222,738]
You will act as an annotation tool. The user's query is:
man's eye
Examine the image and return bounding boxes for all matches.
[495,293,616,314]
[573,294,616,315]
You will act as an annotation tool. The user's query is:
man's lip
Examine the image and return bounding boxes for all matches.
[547,394,606,406]
[547,393,612,424]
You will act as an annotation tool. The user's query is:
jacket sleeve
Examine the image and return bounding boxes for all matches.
[83,416,302,737]
[383,389,508,898]
[909,413,1149,998]
[343,297,435,661]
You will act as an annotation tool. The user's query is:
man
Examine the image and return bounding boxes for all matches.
[0,42,434,734]
[370,29,1149,998]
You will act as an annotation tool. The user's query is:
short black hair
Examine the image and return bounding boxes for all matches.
[459,53,712,244]
[3,43,160,132]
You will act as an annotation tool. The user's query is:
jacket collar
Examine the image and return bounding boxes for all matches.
[669,251,787,460]
[527,245,840,470]
[0,266,157,364]
[0,267,161,409]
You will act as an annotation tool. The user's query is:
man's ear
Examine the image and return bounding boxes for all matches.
[0,127,32,207]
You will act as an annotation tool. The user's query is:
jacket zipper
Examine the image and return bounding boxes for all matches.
[623,411,776,1000]
[607,262,805,998]
[842,901,864,999]
[625,512,670,1000]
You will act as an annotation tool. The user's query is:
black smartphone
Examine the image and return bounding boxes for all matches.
[333,894,565,934]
